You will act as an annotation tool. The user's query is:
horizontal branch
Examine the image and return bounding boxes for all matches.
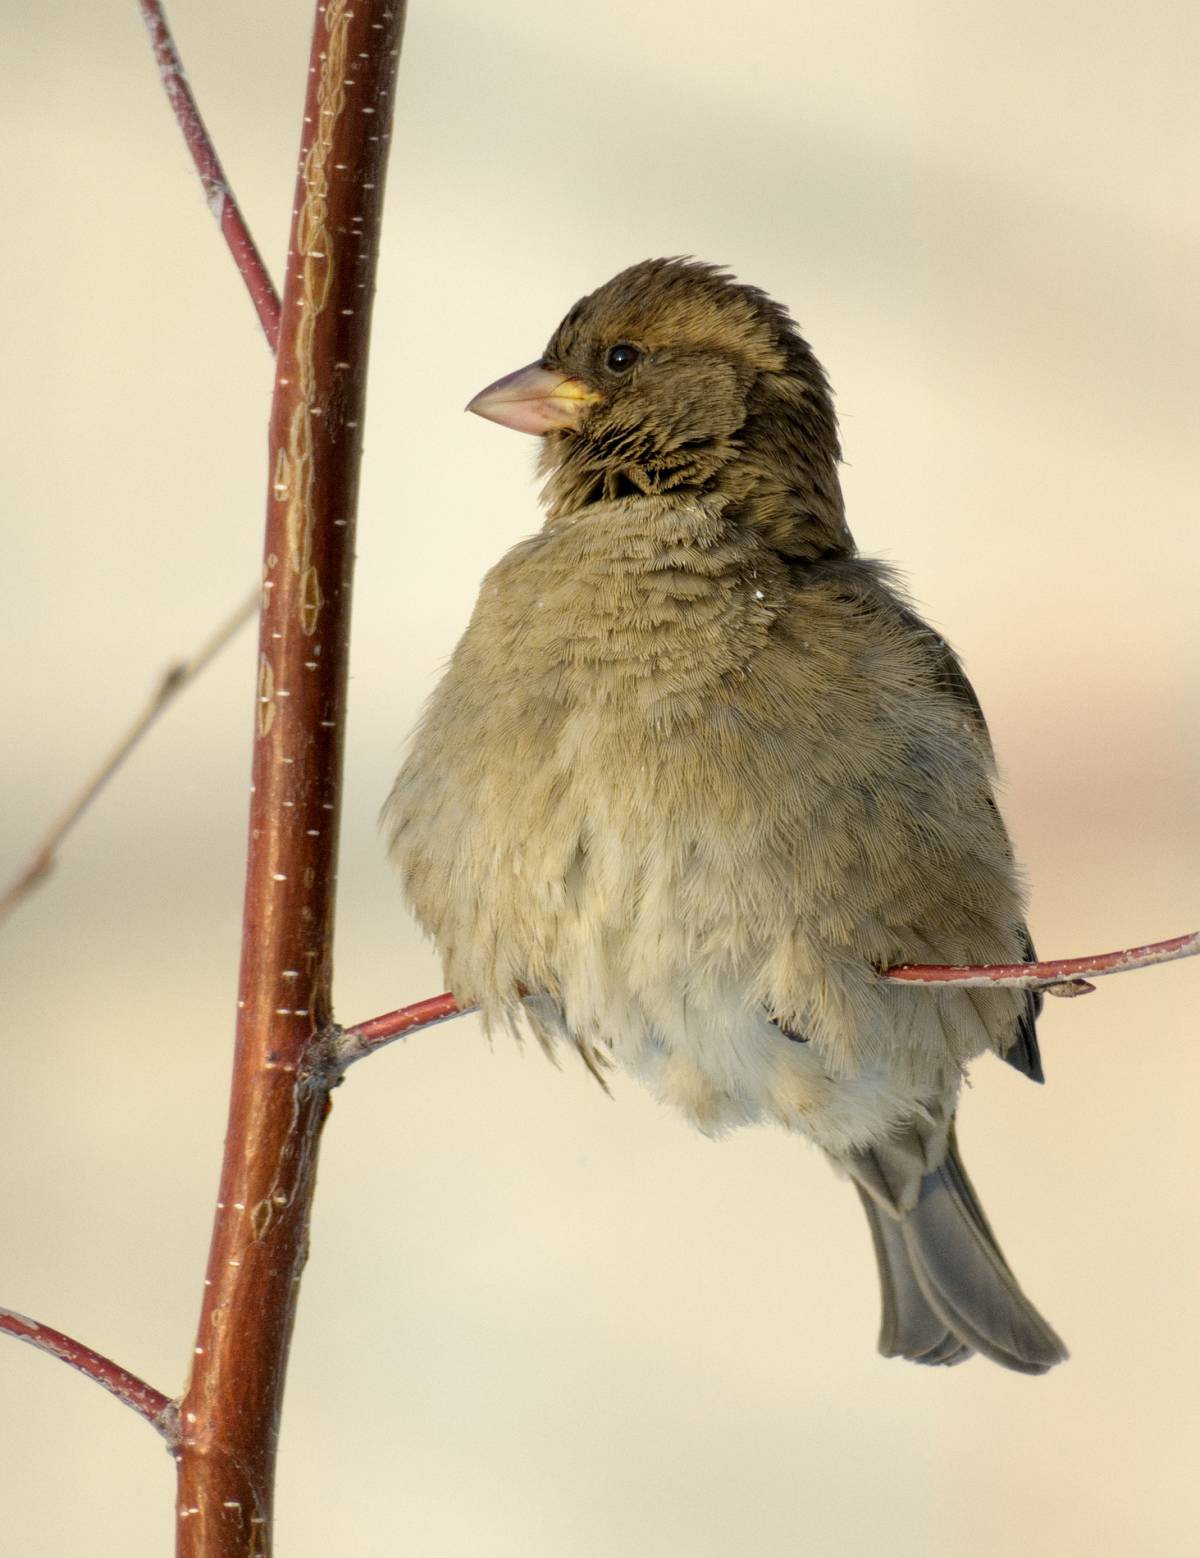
[333,992,467,1069]
[333,930,1200,1067]
[884,929,1200,991]
[0,588,258,925]
[137,0,281,347]
[0,1307,175,1438]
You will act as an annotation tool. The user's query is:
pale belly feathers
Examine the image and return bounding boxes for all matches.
[427,713,962,1158]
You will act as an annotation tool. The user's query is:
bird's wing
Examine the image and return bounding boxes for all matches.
[892,602,1044,1085]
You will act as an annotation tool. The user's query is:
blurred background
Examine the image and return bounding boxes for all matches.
[2,2,1198,1553]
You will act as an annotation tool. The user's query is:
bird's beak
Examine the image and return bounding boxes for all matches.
[466,361,601,436]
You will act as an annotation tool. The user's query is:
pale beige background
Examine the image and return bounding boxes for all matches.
[2,2,1198,1554]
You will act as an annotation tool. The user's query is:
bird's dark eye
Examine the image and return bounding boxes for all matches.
[604,344,640,374]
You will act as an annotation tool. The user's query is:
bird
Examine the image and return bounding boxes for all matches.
[385,257,1066,1374]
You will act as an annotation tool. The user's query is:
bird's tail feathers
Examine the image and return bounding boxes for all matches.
[847,1123,1067,1375]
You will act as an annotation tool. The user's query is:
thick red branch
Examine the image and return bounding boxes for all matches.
[335,930,1200,1066]
[0,1307,174,1436]
[175,6,407,1554]
[138,0,281,347]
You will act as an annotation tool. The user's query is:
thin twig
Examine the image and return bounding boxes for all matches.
[0,589,258,925]
[1,1,279,923]
[333,930,1200,1067]
[333,992,468,1069]
[0,1307,176,1438]
[883,930,1200,991]
[0,1,285,926]
[137,0,282,347]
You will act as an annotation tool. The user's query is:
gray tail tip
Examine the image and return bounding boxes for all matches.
[854,1139,1068,1376]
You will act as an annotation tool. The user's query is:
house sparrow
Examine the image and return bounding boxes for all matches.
[385,258,1066,1374]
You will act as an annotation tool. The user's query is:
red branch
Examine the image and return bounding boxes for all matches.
[173,6,407,1553]
[334,992,466,1066]
[884,929,1200,989]
[334,931,1200,1066]
[0,1307,174,1436]
[138,0,281,347]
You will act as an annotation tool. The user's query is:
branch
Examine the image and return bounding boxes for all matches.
[175,6,408,1552]
[883,930,1200,991]
[0,589,258,925]
[137,0,282,347]
[333,992,468,1068]
[0,1,294,927]
[4,1,282,929]
[332,931,1200,1067]
[0,1307,175,1438]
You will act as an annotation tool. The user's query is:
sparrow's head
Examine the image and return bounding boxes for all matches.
[467,258,850,558]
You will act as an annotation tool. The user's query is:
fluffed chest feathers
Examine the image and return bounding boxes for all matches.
[387,492,1022,1106]
[390,700,959,1149]
[390,498,797,993]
